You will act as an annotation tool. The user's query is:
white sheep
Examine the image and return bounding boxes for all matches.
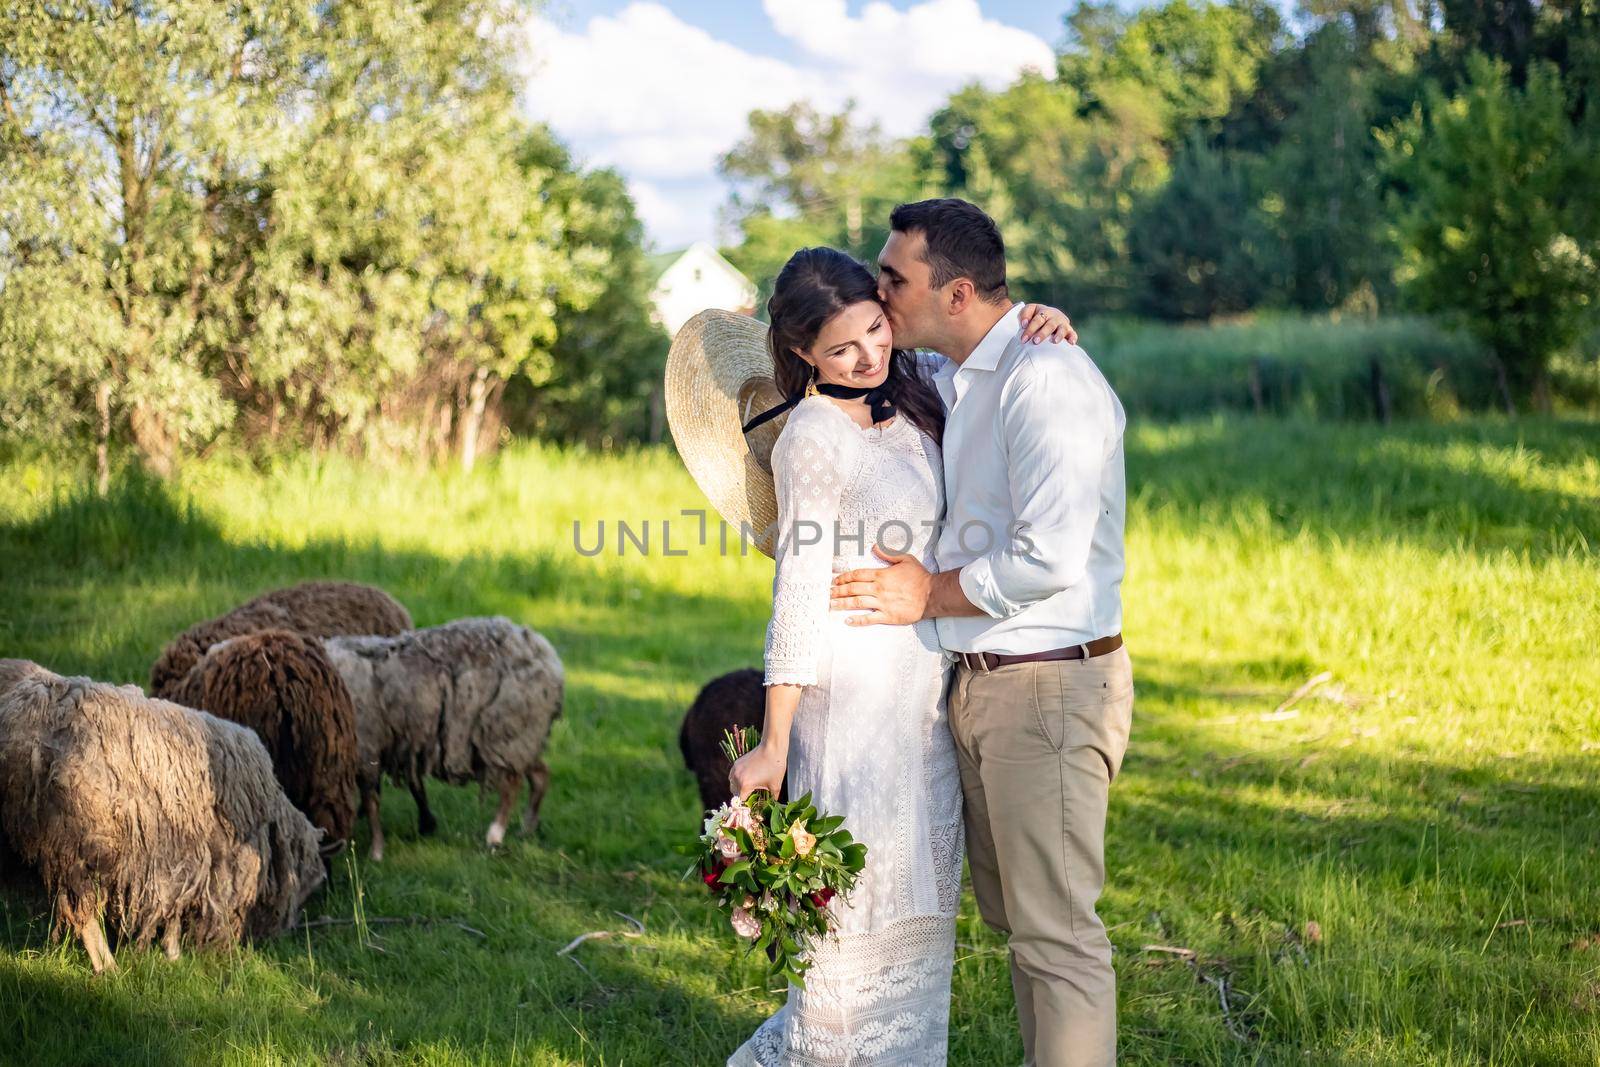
[0,660,327,973]
[323,617,564,860]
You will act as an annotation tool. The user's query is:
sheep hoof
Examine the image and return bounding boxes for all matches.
[368,843,384,863]
[485,825,506,850]
[418,812,438,836]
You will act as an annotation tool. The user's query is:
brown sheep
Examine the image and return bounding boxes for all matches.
[678,667,784,816]
[324,617,564,861]
[149,580,412,699]
[168,630,359,856]
[0,660,326,973]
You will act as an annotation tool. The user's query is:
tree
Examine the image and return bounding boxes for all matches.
[505,130,668,448]
[718,102,920,302]
[0,1,606,478]
[237,0,584,471]
[926,73,1167,314]
[1262,24,1403,311]
[1129,134,1286,319]
[1380,53,1600,408]
[1060,0,1286,141]
[0,1,296,488]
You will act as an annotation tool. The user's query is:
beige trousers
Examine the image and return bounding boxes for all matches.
[947,646,1134,1067]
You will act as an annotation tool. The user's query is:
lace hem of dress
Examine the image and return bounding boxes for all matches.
[727,914,956,1067]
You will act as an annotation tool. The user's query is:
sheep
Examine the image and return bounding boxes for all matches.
[0,660,326,973]
[323,617,564,861]
[149,580,412,700]
[167,629,359,856]
[678,667,784,817]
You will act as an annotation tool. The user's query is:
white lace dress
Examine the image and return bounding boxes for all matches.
[729,396,964,1067]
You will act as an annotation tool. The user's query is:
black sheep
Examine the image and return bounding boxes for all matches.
[678,668,786,816]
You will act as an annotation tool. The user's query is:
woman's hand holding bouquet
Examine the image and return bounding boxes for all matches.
[685,727,867,986]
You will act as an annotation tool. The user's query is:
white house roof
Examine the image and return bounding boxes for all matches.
[648,241,757,337]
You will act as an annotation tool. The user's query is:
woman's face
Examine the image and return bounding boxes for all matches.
[799,299,893,389]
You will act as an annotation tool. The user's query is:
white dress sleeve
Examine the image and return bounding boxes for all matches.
[762,406,859,687]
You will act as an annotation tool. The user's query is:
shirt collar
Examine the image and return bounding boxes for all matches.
[961,302,1022,373]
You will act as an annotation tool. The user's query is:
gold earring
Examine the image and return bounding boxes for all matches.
[804,367,819,398]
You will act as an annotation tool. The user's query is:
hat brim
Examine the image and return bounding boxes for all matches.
[665,309,790,558]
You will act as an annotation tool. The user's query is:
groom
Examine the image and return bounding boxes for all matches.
[830,198,1132,1067]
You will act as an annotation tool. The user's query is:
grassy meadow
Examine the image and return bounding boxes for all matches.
[1,414,1598,1065]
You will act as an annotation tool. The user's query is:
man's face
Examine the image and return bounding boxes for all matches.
[876,230,943,350]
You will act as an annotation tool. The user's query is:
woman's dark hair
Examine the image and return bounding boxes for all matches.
[766,247,945,445]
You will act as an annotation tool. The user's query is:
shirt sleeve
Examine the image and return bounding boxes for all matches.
[958,350,1113,619]
[763,415,855,686]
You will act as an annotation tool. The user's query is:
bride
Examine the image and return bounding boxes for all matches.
[726,248,1071,1066]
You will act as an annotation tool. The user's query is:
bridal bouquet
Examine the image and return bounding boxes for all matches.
[686,727,868,986]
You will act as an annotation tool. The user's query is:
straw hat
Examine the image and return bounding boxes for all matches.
[665,309,790,558]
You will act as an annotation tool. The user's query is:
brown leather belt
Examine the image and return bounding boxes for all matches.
[956,633,1123,673]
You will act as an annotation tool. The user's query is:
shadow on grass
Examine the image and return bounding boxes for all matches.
[1101,656,1600,1061]
[0,472,772,1063]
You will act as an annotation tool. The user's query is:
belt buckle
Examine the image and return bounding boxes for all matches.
[962,651,991,673]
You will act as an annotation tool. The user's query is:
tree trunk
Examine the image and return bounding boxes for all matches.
[94,380,111,496]
[1369,358,1392,425]
[649,381,666,445]
[129,402,176,478]
[1530,370,1552,414]
[1492,355,1517,417]
[1247,358,1265,415]
[460,366,491,473]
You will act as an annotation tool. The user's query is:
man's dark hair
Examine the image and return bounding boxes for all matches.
[889,198,1008,303]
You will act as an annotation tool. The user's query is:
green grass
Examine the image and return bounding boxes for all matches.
[2,415,1598,1065]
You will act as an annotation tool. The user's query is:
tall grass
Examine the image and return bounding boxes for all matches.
[2,416,1598,1064]
[1085,314,1503,421]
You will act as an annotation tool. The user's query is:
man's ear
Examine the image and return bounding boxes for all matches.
[945,278,976,317]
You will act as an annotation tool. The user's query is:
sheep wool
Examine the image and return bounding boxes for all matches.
[677,667,779,817]
[324,617,564,861]
[0,660,326,973]
[150,580,412,700]
[169,629,360,855]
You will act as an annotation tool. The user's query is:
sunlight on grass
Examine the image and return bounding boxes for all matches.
[2,416,1598,1064]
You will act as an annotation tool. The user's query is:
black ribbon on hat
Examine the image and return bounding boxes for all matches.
[741,381,896,434]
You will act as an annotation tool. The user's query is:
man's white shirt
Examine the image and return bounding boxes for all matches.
[925,303,1127,655]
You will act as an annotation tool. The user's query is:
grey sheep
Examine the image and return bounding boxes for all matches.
[168,629,360,856]
[323,617,564,861]
[150,580,412,700]
[0,660,326,973]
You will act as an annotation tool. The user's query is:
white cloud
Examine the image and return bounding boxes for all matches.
[762,0,1055,130]
[520,1,1053,246]
[522,4,823,182]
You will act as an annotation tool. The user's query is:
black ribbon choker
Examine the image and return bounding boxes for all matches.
[741,381,897,434]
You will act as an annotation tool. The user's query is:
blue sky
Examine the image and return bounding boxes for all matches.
[521,1,1068,249]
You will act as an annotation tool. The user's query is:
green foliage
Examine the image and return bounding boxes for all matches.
[712,0,1600,384]
[717,101,923,303]
[503,132,669,448]
[1380,54,1600,406]
[1129,134,1286,319]
[690,786,867,987]
[927,72,1166,313]
[1061,0,1286,139]
[0,0,645,470]
[1259,23,1404,311]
